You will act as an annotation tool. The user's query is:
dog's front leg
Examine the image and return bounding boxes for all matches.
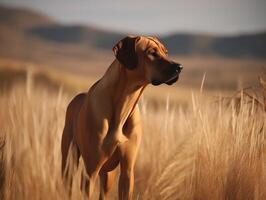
[119,164,134,200]
[118,107,141,200]
[102,128,127,155]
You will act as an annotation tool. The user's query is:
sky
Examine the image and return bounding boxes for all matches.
[1,0,266,35]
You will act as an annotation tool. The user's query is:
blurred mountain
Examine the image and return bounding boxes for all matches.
[0,5,54,29]
[30,25,123,49]
[162,33,266,58]
[0,5,265,60]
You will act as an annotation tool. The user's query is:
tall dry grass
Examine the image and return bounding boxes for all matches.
[0,80,265,200]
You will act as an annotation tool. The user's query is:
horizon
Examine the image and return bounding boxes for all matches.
[0,0,266,36]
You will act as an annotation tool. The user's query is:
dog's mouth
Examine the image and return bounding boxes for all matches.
[151,74,179,86]
[152,70,181,86]
[165,74,179,85]
[151,79,163,86]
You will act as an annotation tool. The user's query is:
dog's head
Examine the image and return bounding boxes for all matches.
[113,36,183,85]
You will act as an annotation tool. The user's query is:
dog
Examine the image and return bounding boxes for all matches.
[61,36,183,200]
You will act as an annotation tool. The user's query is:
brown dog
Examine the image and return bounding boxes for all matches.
[61,36,182,200]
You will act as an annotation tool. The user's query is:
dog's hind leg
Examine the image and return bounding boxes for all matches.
[61,109,81,195]
[61,93,85,184]
[61,125,72,178]
[62,136,80,196]
[99,170,117,200]
[81,172,98,200]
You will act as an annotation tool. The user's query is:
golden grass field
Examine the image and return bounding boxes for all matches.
[0,58,266,200]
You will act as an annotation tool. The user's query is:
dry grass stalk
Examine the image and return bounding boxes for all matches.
[0,81,265,200]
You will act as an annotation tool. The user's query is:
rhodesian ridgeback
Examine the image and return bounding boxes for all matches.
[61,36,183,199]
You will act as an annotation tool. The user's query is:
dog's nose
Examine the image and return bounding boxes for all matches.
[172,63,183,73]
[177,64,183,72]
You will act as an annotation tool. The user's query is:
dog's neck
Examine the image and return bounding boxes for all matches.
[101,60,147,128]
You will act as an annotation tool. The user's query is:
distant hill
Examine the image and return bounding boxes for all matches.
[0,5,54,29]
[29,25,124,48]
[162,33,266,58]
[0,5,266,59]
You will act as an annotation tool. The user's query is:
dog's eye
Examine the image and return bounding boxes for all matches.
[151,52,159,57]
[148,51,159,60]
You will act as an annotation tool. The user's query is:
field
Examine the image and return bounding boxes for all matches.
[1,4,266,200]
[0,58,265,200]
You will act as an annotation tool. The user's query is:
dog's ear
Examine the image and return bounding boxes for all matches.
[112,36,140,70]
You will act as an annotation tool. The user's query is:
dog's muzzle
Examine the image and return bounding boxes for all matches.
[151,63,183,86]
[165,64,183,85]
